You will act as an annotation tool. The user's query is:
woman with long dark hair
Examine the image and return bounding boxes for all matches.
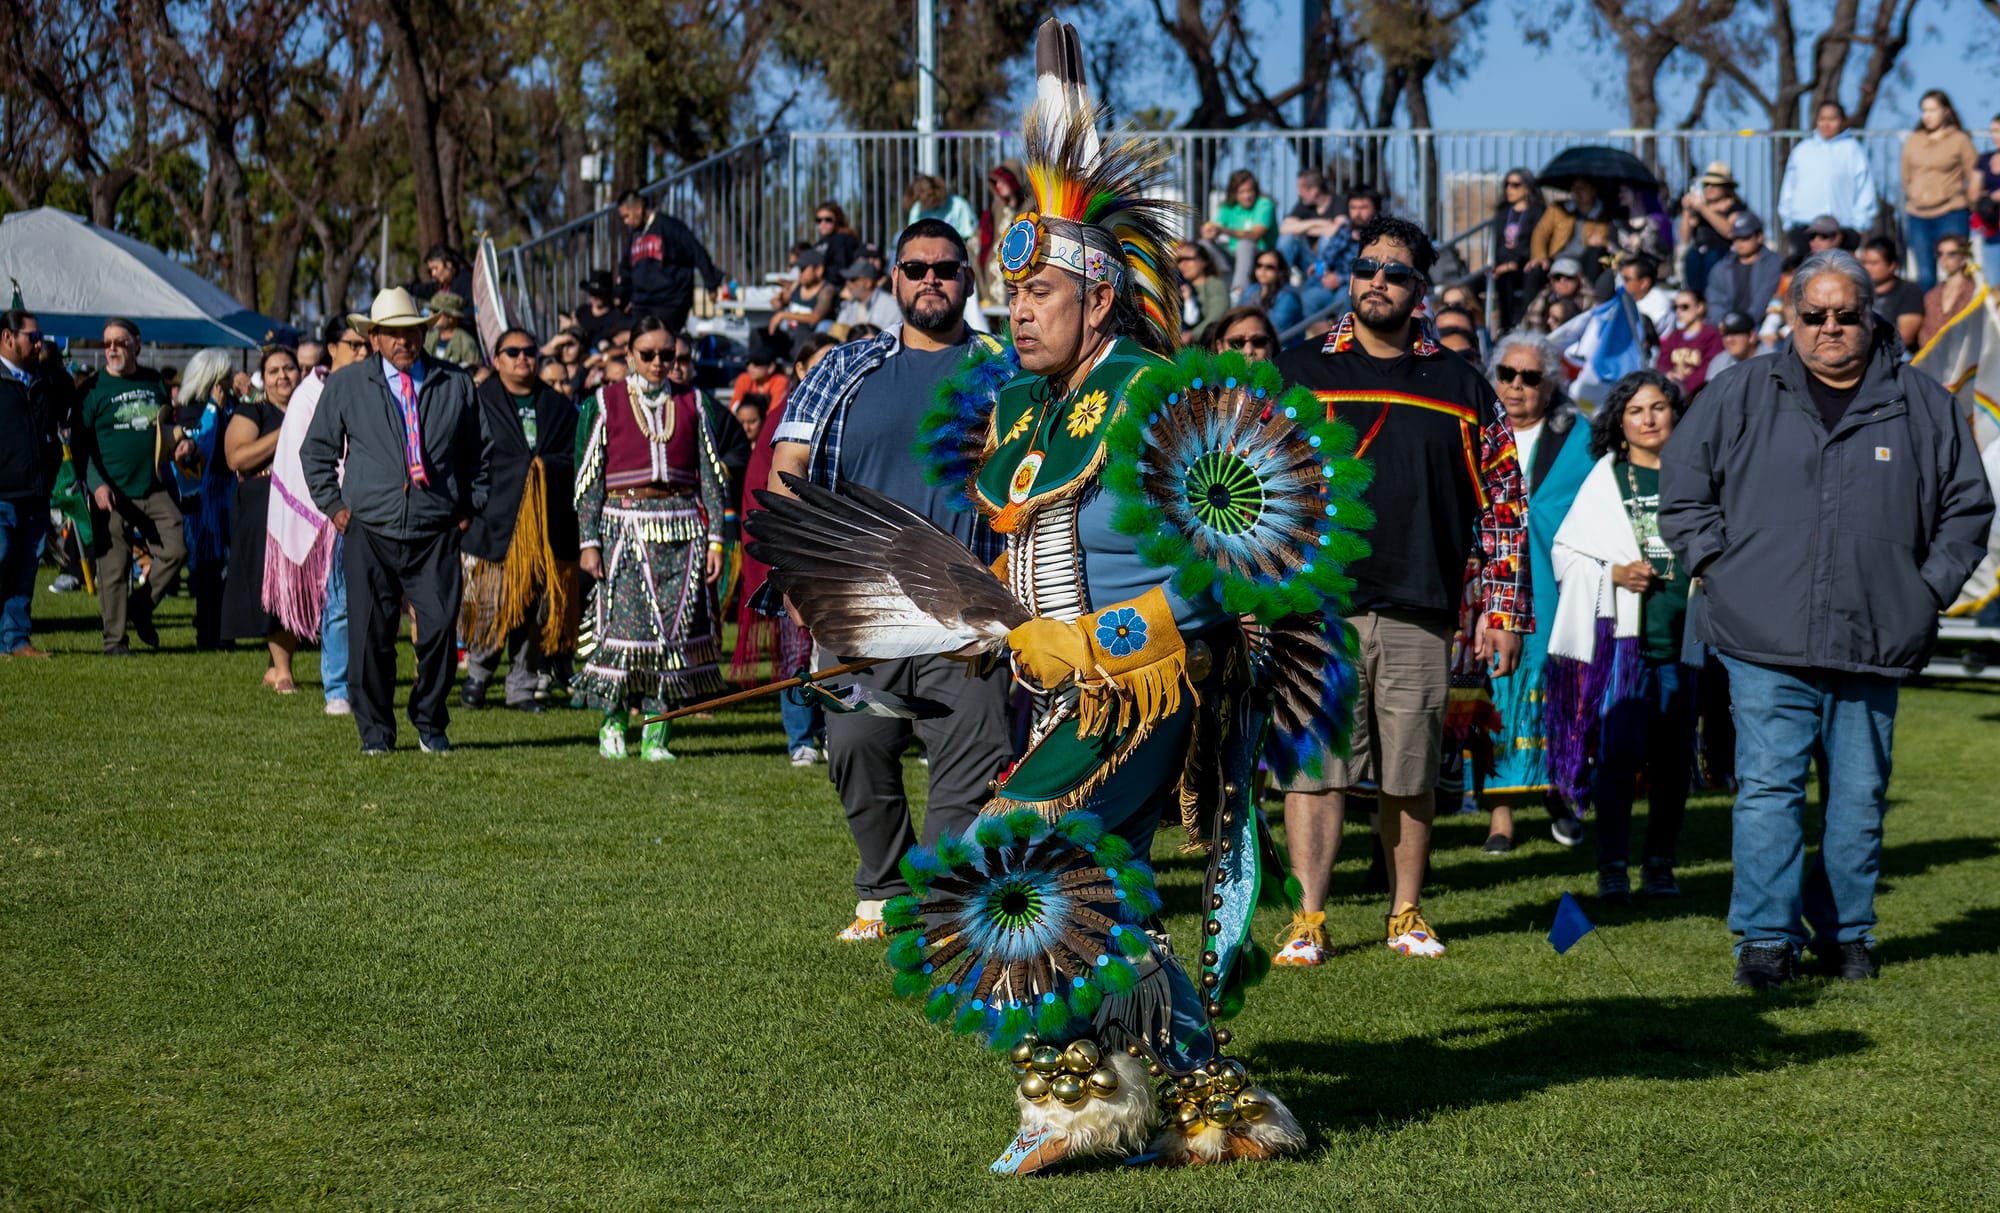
[1902,88,1979,291]
[220,345,301,688]
[1490,168,1546,331]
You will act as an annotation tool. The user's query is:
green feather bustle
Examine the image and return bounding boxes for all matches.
[1097,954,1139,995]
[1036,997,1074,1038]
[882,895,924,929]
[885,931,926,972]
[892,969,932,999]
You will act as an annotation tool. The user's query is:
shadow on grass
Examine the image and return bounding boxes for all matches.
[1256,992,1870,1136]
[1879,904,2000,965]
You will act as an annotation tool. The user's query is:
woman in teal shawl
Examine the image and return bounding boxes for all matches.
[1482,334,1593,851]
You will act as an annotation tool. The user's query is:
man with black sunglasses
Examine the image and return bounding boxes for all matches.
[1662,249,1993,990]
[460,326,578,712]
[763,217,1011,945]
[1273,215,1532,965]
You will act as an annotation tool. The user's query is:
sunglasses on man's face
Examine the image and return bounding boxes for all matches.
[897,259,964,281]
[1224,334,1273,351]
[1350,258,1418,286]
[497,345,538,359]
[1798,308,1866,328]
[1494,365,1544,387]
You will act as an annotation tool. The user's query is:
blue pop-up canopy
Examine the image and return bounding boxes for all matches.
[0,207,278,347]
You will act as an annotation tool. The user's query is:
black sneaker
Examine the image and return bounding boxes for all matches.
[419,733,452,755]
[1640,859,1680,898]
[104,642,133,658]
[459,682,488,709]
[1596,863,1632,906]
[1550,813,1585,848]
[130,602,159,648]
[505,700,547,714]
[1808,938,1878,981]
[1482,833,1514,854]
[1733,943,1795,989]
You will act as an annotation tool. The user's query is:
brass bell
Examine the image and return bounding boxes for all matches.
[1202,1094,1239,1126]
[1087,1066,1122,1096]
[1208,1059,1248,1092]
[1214,1029,1233,1047]
[1202,950,1219,967]
[1222,782,1239,798]
[1050,1074,1086,1104]
[1174,1101,1205,1131]
[1019,1072,1052,1102]
[1030,1045,1064,1073]
[1008,1039,1037,1067]
[1061,1040,1101,1073]
[1177,1074,1200,1091]
[1234,1089,1270,1121]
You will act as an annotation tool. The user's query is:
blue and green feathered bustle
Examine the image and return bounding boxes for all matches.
[884,809,1159,1053]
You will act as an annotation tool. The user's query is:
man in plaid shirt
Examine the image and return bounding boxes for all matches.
[1269,214,1532,964]
[763,218,1012,944]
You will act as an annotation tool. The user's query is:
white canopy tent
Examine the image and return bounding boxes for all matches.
[0,207,277,347]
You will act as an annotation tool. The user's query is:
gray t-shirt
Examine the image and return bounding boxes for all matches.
[836,338,985,548]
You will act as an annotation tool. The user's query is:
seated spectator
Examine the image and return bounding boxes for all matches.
[1614,185,1674,268]
[1200,168,1277,292]
[1802,213,1846,256]
[574,271,631,350]
[1492,168,1547,331]
[1434,305,1482,368]
[1860,235,1925,349]
[1235,248,1304,332]
[1619,254,1675,337]
[1705,212,1784,322]
[1658,291,1725,393]
[843,323,882,343]
[1300,185,1378,321]
[423,292,481,367]
[769,248,838,337]
[834,260,901,332]
[812,201,862,286]
[1758,258,1803,352]
[1204,305,1278,362]
[977,159,1029,304]
[1175,240,1232,340]
[731,333,790,440]
[1521,256,1597,333]
[1277,169,1343,278]
[903,175,978,244]
[1679,162,1746,297]
[1918,232,1979,349]
[1705,310,1760,379]
[791,330,841,376]
[1544,296,1582,330]
[1530,177,1614,289]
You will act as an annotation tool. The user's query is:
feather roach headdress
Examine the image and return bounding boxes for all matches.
[997,20,1182,354]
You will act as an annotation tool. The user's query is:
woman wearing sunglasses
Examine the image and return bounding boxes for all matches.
[1657,291,1725,394]
[573,316,728,761]
[1203,305,1279,362]
[1478,333,1592,855]
[1232,248,1304,333]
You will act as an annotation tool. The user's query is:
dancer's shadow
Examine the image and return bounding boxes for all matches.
[1252,992,1868,1137]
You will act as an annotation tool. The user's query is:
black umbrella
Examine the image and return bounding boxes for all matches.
[1539,145,1659,192]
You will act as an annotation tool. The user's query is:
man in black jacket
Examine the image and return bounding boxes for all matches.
[1662,249,1994,989]
[302,287,491,755]
[615,190,723,333]
[0,310,60,658]
[460,327,578,711]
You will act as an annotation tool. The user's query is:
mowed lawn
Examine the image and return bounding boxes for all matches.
[3,575,1998,1211]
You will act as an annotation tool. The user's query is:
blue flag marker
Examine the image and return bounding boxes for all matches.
[1547,891,1596,955]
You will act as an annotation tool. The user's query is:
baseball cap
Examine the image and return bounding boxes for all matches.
[1719,310,1756,335]
[1805,214,1842,237]
[1729,211,1765,239]
[843,257,881,280]
[1549,256,1583,278]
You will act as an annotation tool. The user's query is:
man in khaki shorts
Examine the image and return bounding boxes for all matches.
[1272,215,1532,961]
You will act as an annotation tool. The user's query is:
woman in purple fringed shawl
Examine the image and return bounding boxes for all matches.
[1547,369,1695,906]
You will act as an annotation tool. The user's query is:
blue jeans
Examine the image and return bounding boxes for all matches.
[1593,658,1695,869]
[0,497,49,651]
[779,688,822,751]
[321,533,349,702]
[1904,209,1971,291]
[1720,655,1898,954]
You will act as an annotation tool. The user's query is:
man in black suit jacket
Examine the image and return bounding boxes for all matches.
[302,287,490,755]
[460,327,579,711]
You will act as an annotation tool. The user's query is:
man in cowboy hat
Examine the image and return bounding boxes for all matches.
[301,286,491,755]
[1679,160,1747,297]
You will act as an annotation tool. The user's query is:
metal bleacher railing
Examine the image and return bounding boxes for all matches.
[503,127,1912,337]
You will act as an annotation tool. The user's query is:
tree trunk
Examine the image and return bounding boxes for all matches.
[377,2,448,257]
[268,212,304,322]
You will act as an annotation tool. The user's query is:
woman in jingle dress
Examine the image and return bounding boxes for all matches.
[574,317,727,760]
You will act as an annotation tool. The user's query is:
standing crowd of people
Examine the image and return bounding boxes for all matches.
[3,96,1995,996]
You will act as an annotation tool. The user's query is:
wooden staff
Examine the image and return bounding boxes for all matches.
[643,658,888,724]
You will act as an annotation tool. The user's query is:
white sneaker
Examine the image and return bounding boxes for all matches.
[324,698,351,716]
[789,745,819,767]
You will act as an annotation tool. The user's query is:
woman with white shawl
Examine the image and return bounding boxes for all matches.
[1546,369,1697,906]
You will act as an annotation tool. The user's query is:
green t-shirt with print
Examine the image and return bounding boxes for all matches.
[1216,196,1277,252]
[1616,461,1690,661]
[80,369,172,498]
[510,392,538,449]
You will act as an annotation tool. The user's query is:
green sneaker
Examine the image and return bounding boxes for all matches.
[598,718,628,759]
[641,720,677,762]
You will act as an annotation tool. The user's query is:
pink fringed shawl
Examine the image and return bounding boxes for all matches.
[263,367,336,638]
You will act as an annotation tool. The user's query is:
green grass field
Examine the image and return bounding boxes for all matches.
[3,576,1998,1211]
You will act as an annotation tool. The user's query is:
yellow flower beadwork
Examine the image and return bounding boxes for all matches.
[1065,389,1108,438]
[1002,409,1033,444]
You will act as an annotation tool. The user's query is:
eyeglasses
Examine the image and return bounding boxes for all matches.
[1255,260,1283,271]
[897,258,964,281]
[1549,273,1577,282]
[1224,334,1273,350]
[1797,308,1866,327]
[496,345,538,359]
[103,336,137,350]
[1494,365,1544,386]
[816,215,836,224]
[336,337,368,352]
[1350,258,1419,286]
[1673,301,1700,312]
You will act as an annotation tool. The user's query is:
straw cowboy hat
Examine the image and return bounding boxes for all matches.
[348,286,438,335]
